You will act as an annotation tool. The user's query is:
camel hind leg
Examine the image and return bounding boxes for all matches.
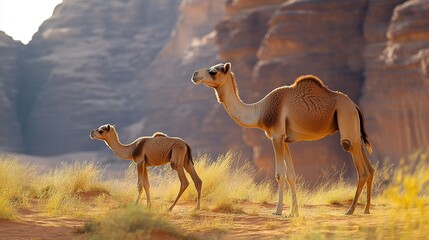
[337,105,374,215]
[184,160,202,210]
[168,143,189,211]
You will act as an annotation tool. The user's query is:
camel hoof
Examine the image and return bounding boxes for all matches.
[287,213,299,218]
[345,210,354,215]
[272,212,282,216]
[364,210,370,214]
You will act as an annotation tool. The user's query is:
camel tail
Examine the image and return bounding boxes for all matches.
[185,143,194,165]
[356,106,372,154]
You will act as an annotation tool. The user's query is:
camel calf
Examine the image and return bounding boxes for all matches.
[90,124,202,211]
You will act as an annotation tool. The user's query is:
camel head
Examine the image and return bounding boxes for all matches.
[191,62,232,88]
[89,124,115,141]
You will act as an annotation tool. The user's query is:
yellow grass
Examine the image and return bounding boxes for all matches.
[83,204,188,239]
[0,155,36,220]
[150,151,274,210]
[35,161,109,216]
[1,149,428,238]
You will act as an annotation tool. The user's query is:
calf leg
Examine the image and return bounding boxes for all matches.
[184,160,202,210]
[136,162,143,204]
[168,143,189,211]
[142,165,151,208]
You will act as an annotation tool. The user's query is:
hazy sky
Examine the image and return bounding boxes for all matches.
[0,0,62,44]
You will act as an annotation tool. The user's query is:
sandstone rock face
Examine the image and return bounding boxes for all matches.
[17,0,180,155]
[216,0,370,180]
[214,0,429,180]
[130,0,250,159]
[1,0,428,182]
[0,32,23,152]
[361,0,429,160]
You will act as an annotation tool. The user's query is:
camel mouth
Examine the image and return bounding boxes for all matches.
[89,131,96,139]
[191,77,203,85]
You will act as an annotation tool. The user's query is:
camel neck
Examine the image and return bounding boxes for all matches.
[104,131,134,160]
[216,74,262,128]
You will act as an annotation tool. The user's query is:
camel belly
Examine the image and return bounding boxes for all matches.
[286,114,338,142]
[143,138,176,166]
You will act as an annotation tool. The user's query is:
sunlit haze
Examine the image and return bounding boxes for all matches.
[0,0,62,44]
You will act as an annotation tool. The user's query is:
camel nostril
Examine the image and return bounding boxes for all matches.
[193,71,198,77]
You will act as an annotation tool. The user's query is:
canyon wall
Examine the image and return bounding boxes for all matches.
[0,32,22,152]
[0,0,428,180]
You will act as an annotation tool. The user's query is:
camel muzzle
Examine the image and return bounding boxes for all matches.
[191,71,203,84]
[89,130,96,139]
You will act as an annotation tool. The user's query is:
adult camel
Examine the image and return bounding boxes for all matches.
[191,62,374,217]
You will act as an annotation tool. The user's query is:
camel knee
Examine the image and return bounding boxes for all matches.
[195,178,202,190]
[275,172,286,185]
[170,161,177,170]
[137,181,143,192]
[341,139,352,152]
[181,179,190,190]
[358,173,369,183]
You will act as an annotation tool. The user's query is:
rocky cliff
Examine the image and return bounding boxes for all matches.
[214,0,429,180]
[0,32,23,152]
[1,0,428,181]
[17,0,180,155]
[216,0,370,179]
[361,0,429,160]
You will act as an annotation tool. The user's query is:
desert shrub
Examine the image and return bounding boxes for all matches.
[83,204,188,240]
[380,150,429,208]
[36,161,108,216]
[0,155,36,219]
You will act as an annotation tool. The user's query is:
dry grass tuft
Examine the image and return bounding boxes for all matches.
[36,161,109,216]
[212,200,245,214]
[0,155,36,220]
[83,204,188,240]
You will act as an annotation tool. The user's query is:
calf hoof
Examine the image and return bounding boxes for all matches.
[345,209,354,215]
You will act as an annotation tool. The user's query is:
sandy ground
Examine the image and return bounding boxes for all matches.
[0,202,85,239]
[0,197,426,240]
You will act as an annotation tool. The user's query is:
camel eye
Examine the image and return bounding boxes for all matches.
[98,130,104,134]
[209,69,217,76]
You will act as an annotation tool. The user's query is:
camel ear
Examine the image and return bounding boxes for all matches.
[106,124,111,132]
[223,62,231,73]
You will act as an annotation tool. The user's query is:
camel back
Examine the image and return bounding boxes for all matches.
[152,132,168,137]
[292,75,326,88]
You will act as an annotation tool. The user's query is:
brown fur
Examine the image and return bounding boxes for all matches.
[261,89,286,128]
[152,132,167,137]
[132,138,147,160]
[356,107,372,153]
[292,75,326,88]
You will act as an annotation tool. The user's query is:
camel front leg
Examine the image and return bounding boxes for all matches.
[284,143,299,217]
[272,136,286,215]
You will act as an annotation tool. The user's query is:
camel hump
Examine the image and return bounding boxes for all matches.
[152,132,168,137]
[293,75,326,88]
